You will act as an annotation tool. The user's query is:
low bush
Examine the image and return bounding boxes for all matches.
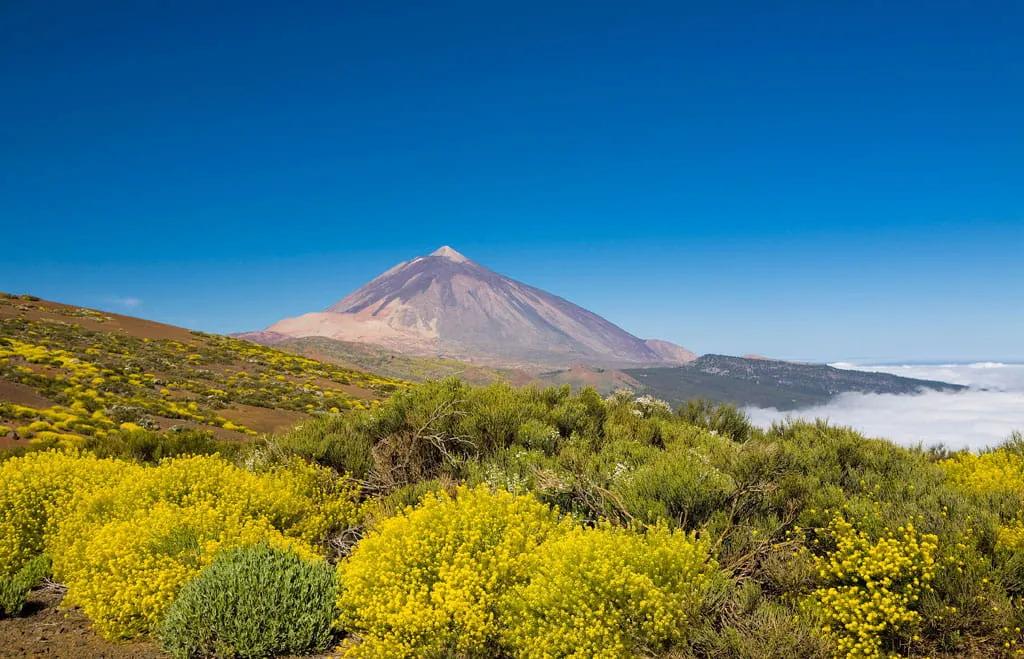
[805,515,938,658]
[268,414,375,478]
[0,554,50,617]
[0,450,125,577]
[501,524,726,658]
[336,486,563,657]
[612,444,736,528]
[81,428,223,463]
[159,543,336,658]
[691,580,834,658]
[50,455,359,638]
[515,417,560,453]
[677,398,754,442]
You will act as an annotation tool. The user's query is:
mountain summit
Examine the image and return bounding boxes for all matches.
[429,245,470,262]
[265,247,695,367]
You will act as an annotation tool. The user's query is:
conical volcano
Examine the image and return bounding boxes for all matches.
[265,246,695,367]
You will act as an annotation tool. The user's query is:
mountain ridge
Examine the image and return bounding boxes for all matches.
[264,246,696,367]
[624,354,966,410]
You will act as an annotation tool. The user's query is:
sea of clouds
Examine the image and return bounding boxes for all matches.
[744,362,1024,451]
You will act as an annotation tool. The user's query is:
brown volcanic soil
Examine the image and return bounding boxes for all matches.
[218,404,308,434]
[0,378,54,408]
[0,435,26,450]
[0,589,165,658]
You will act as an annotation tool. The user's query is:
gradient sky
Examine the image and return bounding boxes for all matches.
[2,1,1022,362]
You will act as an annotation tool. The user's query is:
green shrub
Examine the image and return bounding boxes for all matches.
[544,385,605,439]
[603,390,672,447]
[159,543,336,658]
[458,382,546,453]
[693,582,833,658]
[0,554,50,617]
[677,399,753,442]
[722,420,1017,656]
[82,428,223,464]
[465,447,557,497]
[515,418,560,453]
[613,445,736,528]
[271,415,374,478]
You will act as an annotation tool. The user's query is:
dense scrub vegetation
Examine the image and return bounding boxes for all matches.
[1,374,1023,657]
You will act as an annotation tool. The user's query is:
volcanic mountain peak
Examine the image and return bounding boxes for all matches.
[265,247,695,367]
[430,245,470,262]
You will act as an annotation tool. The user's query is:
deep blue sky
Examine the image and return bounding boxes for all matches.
[2,1,1021,361]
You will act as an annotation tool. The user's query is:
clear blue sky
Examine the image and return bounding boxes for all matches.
[1,1,1021,362]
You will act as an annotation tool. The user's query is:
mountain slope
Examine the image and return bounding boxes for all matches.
[265,246,695,367]
[258,335,538,386]
[624,354,965,410]
[0,293,403,448]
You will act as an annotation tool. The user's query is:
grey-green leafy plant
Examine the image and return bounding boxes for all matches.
[159,543,336,658]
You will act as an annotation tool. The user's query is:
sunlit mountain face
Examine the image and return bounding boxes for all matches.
[261,246,695,368]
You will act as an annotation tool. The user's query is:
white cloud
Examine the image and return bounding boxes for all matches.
[105,296,142,309]
[745,362,1024,451]
[830,362,1024,392]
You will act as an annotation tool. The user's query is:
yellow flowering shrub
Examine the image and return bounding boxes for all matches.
[335,486,563,657]
[500,524,722,659]
[941,449,1024,552]
[58,501,315,638]
[270,458,364,545]
[941,450,1024,500]
[806,516,938,658]
[46,454,360,638]
[0,450,126,576]
[1,450,360,639]
[997,520,1024,551]
[56,455,358,552]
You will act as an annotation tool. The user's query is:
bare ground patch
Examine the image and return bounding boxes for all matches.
[218,404,308,434]
[0,378,54,408]
[0,589,166,658]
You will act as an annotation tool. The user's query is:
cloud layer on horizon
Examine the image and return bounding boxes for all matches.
[745,362,1024,451]
[830,362,1024,392]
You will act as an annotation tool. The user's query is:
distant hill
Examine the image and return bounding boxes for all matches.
[258,246,695,368]
[0,294,403,449]
[623,354,965,410]
[244,333,652,395]
[257,335,964,413]
[0,294,968,449]
[254,334,537,386]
